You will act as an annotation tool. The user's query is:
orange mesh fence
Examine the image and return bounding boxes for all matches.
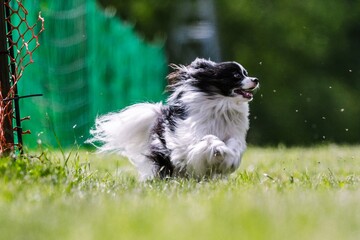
[0,0,44,154]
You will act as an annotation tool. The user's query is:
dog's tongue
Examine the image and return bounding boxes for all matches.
[242,91,253,99]
[234,89,253,99]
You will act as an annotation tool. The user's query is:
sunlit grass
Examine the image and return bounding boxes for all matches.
[0,145,359,240]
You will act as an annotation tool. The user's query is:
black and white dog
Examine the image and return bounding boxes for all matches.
[88,58,259,180]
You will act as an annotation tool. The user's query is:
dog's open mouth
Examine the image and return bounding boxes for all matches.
[233,88,255,99]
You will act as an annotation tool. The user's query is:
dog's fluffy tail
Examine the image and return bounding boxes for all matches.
[87,103,162,173]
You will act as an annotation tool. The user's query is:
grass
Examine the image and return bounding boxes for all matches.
[0,145,359,240]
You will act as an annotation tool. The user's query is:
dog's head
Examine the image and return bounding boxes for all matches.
[167,58,259,102]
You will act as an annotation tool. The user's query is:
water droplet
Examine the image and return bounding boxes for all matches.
[273,90,277,93]
[322,136,326,139]
[345,128,349,132]
[340,108,345,112]
[329,86,332,89]
[73,124,77,129]
[259,61,263,65]
[322,116,326,120]
[295,109,299,112]
[349,69,352,73]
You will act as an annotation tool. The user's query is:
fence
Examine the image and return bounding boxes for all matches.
[0,0,44,155]
[14,0,167,149]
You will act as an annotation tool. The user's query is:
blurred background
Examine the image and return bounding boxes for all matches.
[17,0,359,148]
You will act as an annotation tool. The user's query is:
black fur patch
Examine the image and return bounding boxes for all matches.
[147,147,173,178]
[148,109,173,178]
[192,62,245,96]
[148,104,188,178]
[167,106,187,132]
[166,92,188,131]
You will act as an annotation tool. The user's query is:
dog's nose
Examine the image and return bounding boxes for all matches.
[251,78,259,84]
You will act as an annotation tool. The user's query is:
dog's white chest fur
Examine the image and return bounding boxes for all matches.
[166,93,250,176]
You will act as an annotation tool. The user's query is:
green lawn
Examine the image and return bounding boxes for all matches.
[0,145,359,240]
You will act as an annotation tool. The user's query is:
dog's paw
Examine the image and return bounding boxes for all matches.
[200,135,228,163]
[201,135,242,173]
[187,135,241,176]
[221,153,241,172]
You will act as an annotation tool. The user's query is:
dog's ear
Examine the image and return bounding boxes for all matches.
[167,64,181,84]
[166,59,217,91]
[166,64,187,91]
[190,58,215,70]
[190,58,217,80]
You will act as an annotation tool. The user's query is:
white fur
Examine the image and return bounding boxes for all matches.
[166,89,249,177]
[88,103,162,179]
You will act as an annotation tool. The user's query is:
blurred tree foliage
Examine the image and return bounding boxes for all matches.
[98,0,175,40]
[98,0,360,145]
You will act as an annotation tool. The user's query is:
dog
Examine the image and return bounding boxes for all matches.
[88,58,259,180]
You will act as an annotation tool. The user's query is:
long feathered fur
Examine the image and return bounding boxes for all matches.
[88,103,163,179]
[88,58,259,180]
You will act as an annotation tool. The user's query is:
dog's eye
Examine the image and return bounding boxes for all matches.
[234,72,242,79]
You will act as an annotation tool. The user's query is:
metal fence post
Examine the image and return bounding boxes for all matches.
[4,0,23,154]
[0,0,14,155]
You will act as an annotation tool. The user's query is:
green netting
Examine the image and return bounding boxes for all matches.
[17,0,167,148]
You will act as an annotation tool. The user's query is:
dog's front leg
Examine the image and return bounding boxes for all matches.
[185,135,234,176]
[186,136,245,176]
[221,138,245,172]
